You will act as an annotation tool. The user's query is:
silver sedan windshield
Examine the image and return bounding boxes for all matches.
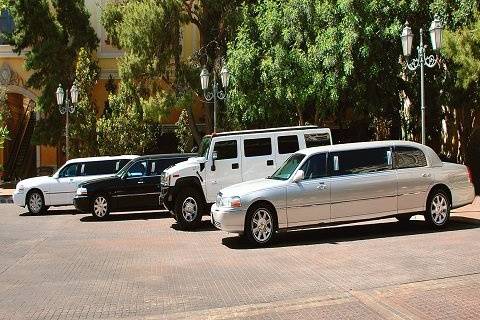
[269,153,305,180]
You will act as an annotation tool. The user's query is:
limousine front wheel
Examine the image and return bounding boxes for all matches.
[426,190,450,227]
[92,195,110,219]
[27,190,46,215]
[246,205,276,246]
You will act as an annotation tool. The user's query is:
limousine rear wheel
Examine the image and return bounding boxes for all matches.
[246,205,276,246]
[425,190,450,227]
[27,190,46,215]
[175,187,204,229]
[92,195,110,219]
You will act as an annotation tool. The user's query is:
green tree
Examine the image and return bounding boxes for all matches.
[6,0,98,146]
[68,47,100,158]
[0,86,9,150]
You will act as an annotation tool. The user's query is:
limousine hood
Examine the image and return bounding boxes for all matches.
[220,178,286,197]
[16,176,54,189]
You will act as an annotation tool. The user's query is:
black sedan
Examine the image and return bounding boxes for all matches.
[74,154,194,219]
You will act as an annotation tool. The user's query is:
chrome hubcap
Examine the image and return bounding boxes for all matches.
[94,197,108,217]
[251,209,272,243]
[431,194,448,225]
[29,193,43,213]
[182,197,197,222]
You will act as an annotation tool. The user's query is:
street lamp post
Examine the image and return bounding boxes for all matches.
[56,83,79,160]
[401,16,443,145]
[200,63,229,133]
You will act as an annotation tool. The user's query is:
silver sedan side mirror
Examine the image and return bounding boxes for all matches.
[292,170,304,183]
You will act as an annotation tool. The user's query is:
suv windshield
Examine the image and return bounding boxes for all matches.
[269,153,306,180]
[198,136,212,159]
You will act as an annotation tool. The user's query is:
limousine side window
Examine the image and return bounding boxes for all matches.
[244,138,272,157]
[81,160,117,176]
[300,153,327,180]
[213,140,237,160]
[278,135,299,154]
[304,133,331,148]
[331,147,391,176]
[59,163,78,178]
[394,146,427,169]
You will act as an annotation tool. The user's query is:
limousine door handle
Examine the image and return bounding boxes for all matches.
[316,182,327,190]
[422,173,431,178]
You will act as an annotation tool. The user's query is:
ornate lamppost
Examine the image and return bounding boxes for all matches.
[401,16,443,145]
[200,63,229,133]
[56,83,79,160]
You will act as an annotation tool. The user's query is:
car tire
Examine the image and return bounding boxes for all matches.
[245,205,276,247]
[425,190,450,228]
[174,187,204,230]
[92,195,110,220]
[26,190,47,215]
[395,215,412,223]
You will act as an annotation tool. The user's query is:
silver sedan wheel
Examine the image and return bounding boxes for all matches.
[251,209,273,243]
[93,196,108,218]
[182,197,198,222]
[29,193,43,214]
[430,194,448,225]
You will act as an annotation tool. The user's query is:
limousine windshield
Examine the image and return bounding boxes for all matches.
[269,153,306,180]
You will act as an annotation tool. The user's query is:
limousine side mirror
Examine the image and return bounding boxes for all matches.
[292,170,305,183]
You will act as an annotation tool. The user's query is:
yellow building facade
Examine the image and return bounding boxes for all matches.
[0,0,200,180]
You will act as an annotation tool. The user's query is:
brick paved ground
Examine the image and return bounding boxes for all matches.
[0,201,479,319]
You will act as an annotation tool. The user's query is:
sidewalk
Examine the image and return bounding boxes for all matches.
[451,196,480,224]
[0,187,14,204]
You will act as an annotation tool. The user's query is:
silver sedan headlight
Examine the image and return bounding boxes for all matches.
[219,196,242,208]
[76,187,88,196]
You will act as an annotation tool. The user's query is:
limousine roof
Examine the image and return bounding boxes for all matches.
[134,153,196,160]
[301,140,442,167]
[210,125,329,137]
[65,155,139,164]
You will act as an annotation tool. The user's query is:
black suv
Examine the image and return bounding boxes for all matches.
[73,154,194,219]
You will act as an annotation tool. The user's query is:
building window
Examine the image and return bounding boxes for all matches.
[0,10,14,45]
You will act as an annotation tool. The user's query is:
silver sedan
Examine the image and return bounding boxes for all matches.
[211,140,475,246]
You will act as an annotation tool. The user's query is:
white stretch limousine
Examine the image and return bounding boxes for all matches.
[211,141,475,246]
[13,155,137,214]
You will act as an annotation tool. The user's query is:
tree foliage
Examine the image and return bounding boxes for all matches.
[6,0,98,146]
[68,48,100,158]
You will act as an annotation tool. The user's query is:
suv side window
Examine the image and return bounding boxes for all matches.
[278,135,299,154]
[59,163,78,178]
[300,153,327,180]
[331,147,391,176]
[127,161,147,178]
[213,140,237,160]
[394,146,427,169]
[304,133,331,148]
[244,138,272,157]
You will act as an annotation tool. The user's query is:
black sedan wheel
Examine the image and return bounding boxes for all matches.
[92,195,110,219]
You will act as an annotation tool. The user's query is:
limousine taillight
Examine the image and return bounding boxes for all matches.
[467,167,474,184]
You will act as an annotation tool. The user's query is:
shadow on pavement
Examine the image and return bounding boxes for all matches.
[170,219,218,232]
[20,209,80,216]
[222,218,480,250]
[80,211,171,222]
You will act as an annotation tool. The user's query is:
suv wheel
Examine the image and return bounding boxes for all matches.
[425,190,450,227]
[27,190,46,215]
[92,195,110,219]
[245,205,276,246]
[174,187,204,229]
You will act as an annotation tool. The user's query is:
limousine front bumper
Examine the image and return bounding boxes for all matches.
[73,196,92,213]
[12,190,26,207]
[210,203,246,234]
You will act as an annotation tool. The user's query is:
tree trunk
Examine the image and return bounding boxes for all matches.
[297,105,304,126]
[187,105,202,146]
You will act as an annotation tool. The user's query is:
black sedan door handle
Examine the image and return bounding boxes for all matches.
[137,180,144,184]
[232,163,239,169]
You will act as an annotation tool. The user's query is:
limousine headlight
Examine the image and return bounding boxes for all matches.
[76,187,88,196]
[16,184,25,194]
[221,196,242,208]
